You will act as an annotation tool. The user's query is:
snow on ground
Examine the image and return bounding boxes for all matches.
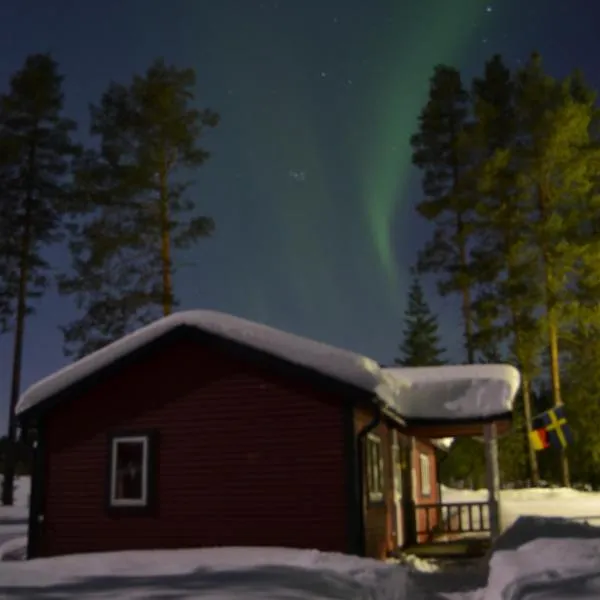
[442,484,600,531]
[1,519,600,599]
[0,477,29,525]
[1,480,600,597]
[0,546,411,599]
[0,476,29,568]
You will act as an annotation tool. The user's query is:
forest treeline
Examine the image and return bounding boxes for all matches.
[1,50,598,503]
[395,52,600,490]
[0,53,219,503]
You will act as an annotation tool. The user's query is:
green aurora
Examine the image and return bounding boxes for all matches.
[204,0,491,325]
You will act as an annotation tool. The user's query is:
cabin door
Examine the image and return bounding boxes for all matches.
[391,430,403,547]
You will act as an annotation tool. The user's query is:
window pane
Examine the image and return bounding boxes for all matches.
[114,441,145,500]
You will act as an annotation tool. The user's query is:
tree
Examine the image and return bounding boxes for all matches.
[395,271,446,366]
[511,53,600,486]
[411,65,477,363]
[60,59,219,358]
[467,55,544,485]
[0,169,16,333]
[0,53,79,504]
[559,79,600,486]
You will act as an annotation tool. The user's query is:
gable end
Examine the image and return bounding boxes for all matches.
[18,324,375,423]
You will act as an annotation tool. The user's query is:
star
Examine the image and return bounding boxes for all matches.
[486,5,492,12]
[288,170,306,182]
[320,72,327,78]
[333,16,339,24]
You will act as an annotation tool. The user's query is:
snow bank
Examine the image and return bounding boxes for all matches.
[3,518,600,598]
[2,503,600,599]
[0,535,27,561]
[0,546,410,599]
[483,517,600,599]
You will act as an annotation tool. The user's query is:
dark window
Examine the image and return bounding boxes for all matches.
[110,436,149,506]
[366,433,384,502]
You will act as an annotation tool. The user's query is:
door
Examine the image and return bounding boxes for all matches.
[391,430,403,547]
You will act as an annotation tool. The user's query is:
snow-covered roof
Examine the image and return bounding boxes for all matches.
[383,364,521,421]
[15,310,408,417]
[16,311,521,426]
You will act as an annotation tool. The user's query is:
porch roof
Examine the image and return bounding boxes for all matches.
[383,365,520,438]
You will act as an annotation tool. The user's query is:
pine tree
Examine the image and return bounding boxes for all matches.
[467,55,544,485]
[0,164,16,332]
[560,72,600,487]
[411,65,477,363]
[59,59,219,358]
[395,271,446,366]
[512,53,600,487]
[0,54,79,504]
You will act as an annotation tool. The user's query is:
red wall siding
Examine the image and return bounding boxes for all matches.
[412,439,440,542]
[40,339,349,557]
[353,408,392,559]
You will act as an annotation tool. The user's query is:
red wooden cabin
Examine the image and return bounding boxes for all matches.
[16,310,517,560]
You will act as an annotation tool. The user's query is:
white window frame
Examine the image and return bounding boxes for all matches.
[366,433,384,502]
[109,436,149,507]
[419,452,431,497]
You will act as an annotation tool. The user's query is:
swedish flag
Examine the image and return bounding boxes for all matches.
[532,406,573,450]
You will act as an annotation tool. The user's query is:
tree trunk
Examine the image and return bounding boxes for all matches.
[159,165,172,316]
[537,185,569,487]
[2,161,34,506]
[548,317,570,487]
[511,311,540,486]
[457,216,474,364]
[520,372,540,486]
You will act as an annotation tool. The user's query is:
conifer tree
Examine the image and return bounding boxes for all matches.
[468,55,544,485]
[411,66,477,363]
[511,53,600,486]
[60,59,219,358]
[0,54,79,504]
[560,74,600,485]
[395,271,446,366]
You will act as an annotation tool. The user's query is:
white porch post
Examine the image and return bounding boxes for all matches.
[484,422,501,541]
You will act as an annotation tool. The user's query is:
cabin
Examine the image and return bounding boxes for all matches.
[15,310,520,561]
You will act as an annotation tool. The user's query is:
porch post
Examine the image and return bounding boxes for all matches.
[483,422,501,541]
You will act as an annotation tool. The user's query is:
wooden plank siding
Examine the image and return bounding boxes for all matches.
[354,407,441,557]
[39,338,351,558]
[412,438,440,543]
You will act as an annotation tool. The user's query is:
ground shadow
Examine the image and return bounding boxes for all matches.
[0,563,395,599]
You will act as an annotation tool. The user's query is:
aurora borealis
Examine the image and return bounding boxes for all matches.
[0,0,598,428]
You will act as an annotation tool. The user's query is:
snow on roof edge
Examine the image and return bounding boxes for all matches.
[16,310,398,417]
[383,364,521,422]
[16,310,521,430]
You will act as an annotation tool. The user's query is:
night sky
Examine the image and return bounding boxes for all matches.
[0,0,597,431]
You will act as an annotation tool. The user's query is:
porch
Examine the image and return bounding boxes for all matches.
[381,364,521,560]
[399,421,505,559]
[401,499,493,558]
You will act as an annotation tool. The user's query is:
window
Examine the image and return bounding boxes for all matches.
[419,453,431,496]
[109,435,150,507]
[365,433,384,502]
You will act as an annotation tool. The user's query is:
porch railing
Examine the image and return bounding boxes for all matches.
[415,501,491,539]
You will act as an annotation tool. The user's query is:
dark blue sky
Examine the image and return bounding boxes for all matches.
[0,0,598,432]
